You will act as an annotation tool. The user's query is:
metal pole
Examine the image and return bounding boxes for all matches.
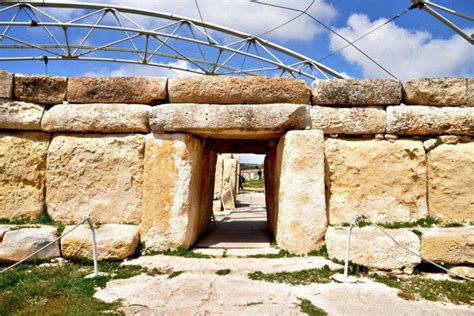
[343,223,354,278]
[85,216,99,276]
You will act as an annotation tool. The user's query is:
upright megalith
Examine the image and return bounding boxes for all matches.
[141,133,216,251]
[269,130,326,254]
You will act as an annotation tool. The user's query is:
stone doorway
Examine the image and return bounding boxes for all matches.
[140,131,326,255]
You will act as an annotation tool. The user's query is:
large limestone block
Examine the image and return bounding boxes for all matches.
[14,74,67,105]
[141,133,216,251]
[46,134,144,224]
[326,227,421,270]
[275,130,327,254]
[0,132,50,219]
[421,227,473,264]
[468,78,474,106]
[0,225,60,263]
[0,70,13,99]
[311,79,401,106]
[150,103,309,139]
[387,106,474,135]
[428,143,474,223]
[403,78,469,106]
[61,224,140,260]
[41,103,151,133]
[0,100,45,130]
[325,138,427,224]
[67,76,167,104]
[168,76,310,104]
[213,155,224,200]
[310,106,386,134]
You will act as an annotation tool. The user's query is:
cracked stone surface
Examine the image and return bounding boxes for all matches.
[94,256,474,315]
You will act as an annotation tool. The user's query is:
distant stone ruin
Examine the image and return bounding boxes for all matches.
[0,72,472,270]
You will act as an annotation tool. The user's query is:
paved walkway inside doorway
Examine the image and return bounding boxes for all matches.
[195,192,271,249]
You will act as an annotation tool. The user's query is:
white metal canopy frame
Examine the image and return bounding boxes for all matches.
[0,0,347,80]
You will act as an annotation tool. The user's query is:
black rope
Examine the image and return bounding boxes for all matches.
[251,0,400,80]
[318,5,416,62]
[43,55,48,74]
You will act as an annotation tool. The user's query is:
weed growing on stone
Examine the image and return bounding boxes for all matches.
[339,217,440,229]
[244,301,263,306]
[216,269,231,276]
[308,245,328,257]
[442,222,464,228]
[168,271,184,279]
[0,212,65,233]
[248,249,297,259]
[0,261,147,315]
[371,274,474,305]
[298,298,327,316]
[248,265,337,285]
[145,247,212,259]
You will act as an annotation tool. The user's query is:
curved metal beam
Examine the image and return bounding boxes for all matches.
[0,0,347,79]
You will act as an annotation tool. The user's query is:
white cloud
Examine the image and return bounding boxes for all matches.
[48,0,337,41]
[329,13,474,79]
[81,60,202,78]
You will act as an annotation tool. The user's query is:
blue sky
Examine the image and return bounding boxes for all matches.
[0,0,472,163]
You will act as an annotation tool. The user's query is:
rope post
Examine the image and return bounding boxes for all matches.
[332,214,366,283]
[83,215,108,279]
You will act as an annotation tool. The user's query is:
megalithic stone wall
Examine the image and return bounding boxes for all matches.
[0,71,473,265]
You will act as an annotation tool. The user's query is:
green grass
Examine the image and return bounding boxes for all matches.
[0,261,148,316]
[340,217,440,229]
[243,179,264,190]
[168,271,184,279]
[247,249,297,259]
[371,274,474,305]
[0,213,65,234]
[144,247,212,259]
[216,269,231,276]
[248,265,337,285]
[298,298,327,316]
[308,245,328,257]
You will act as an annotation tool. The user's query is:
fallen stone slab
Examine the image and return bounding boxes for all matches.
[14,74,67,105]
[449,266,474,279]
[0,70,13,99]
[67,76,167,104]
[0,225,60,263]
[421,227,473,264]
[311,79,402,106]
[310,106,386,134]
[325,226,421,270]
[61,224,139,260]
[46,134,144,224]
[428,143,473,223]
[41,103,151,133]
[150,103,309,139]
[0,100,45,130]
[324,138,427,224]
[387,105,474,135]
[403,78,469,106]
[168,76,310,104]
[0,132,50,220]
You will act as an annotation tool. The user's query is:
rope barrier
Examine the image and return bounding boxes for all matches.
[342,214,473,282]
[0,214,104,278]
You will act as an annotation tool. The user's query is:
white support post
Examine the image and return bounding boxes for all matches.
[83,215,108,279]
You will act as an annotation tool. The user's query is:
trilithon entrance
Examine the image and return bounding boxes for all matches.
[140,133,327,255]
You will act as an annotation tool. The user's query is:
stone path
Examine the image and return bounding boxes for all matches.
[195,193,270,249]
[95,255,474,315]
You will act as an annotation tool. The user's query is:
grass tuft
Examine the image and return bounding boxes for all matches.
[371,274,474,305]
[145,247,212,259]
[168,271,184,279]
[248,249,296,259]
[216,269,231,276]
[298,298,327,316]
[248,265,337,285]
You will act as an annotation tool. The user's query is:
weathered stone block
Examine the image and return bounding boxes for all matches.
[41,103,151,133]
[311,79,401,105]
[0,225,60,263]
[273,130,326,254]
[168,76,310,104]
[67,76,167,104]
[310,106,386,134]
[387,106,474,136]
[0,132,50,219]
[326,226,421,270]
[14,74,66,105]
[468,78,474,106]
[0,70,13,99]
[150,103,309,139]
[0,100,45,130]
[141,133,216,251]
[325,138,427,224]
[428,143,474,223]
[403,78,469,106]
[61,224,139,260]
[46,134,144,224]
[421,227,473,264]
